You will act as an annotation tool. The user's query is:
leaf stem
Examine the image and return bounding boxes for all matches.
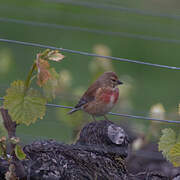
[24,63,36,94]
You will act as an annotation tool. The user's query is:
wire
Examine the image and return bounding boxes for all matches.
[108,112,180,124]
[46,103,180,124]
[1,17,180,44]
[0,90,175,118]
[0,98,179,124]
[0,38,180,70]
[0,39,179,123]
[45,0,180,20]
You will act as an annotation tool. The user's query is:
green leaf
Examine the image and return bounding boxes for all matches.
[15,144,26,160]
[169,143,180,167]
[4,80,47,125]
[158,128,176,161]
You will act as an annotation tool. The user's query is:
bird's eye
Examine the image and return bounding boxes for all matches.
[111,79,116,82]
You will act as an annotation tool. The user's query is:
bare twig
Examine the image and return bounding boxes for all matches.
[0,107,26,179]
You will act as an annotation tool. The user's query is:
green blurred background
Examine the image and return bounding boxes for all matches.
[0,0,180,144]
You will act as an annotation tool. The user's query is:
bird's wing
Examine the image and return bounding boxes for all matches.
[74,80,101,109]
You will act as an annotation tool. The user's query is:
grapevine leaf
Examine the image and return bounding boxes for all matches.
[169,143,180,167]
[36,50,64,87]
[36,58,51,87]
[15,144,26,160]
[4,80,47,125]
[158,128,176,161]
[47,50,64,62]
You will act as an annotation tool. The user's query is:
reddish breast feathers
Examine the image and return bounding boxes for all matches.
[99,88,119,104]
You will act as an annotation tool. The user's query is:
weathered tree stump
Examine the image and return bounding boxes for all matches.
[0,120,180,179]
[23,120,129,180]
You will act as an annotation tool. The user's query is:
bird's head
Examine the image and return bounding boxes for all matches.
[99,71,123,88]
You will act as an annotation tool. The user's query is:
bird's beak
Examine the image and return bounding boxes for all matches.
[117,80,123,85]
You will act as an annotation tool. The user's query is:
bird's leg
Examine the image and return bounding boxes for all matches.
[92,115,97,121]
[103,115,109,121]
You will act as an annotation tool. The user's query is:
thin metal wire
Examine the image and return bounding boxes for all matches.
[45,0,180,20]
[0,89,173,118]
[1,17,180,44]
[0,98,179,123]
[46,103,180,124]
[108,112,180,124]
[0,38,180,70]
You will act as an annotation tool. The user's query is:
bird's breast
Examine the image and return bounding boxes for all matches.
[82,87,119,116]
[100,88,119,105]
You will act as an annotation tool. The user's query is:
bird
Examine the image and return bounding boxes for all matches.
[68,71,123,121]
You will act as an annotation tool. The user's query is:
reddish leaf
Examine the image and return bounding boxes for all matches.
[36,57,51,87]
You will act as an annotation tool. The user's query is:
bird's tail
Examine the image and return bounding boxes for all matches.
[68,108,79,115]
